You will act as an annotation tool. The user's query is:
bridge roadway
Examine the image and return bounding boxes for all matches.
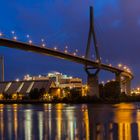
[0,38,133,80]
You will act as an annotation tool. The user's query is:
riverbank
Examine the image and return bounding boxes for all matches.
[0,98,140,104]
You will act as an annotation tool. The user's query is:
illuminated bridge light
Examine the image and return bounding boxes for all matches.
[42,43,46,47]
[96,59,99,63]
[0,32,3,37]
[13,36,17,40]
[64,50,68,53]
[26,34,30,38]
[109,63,112,66]
[11,31,15,34]
[123,66,127,70]
[54,47,57,50]
[82,55,85,58]
[118,63,122,68]
[73,52,76,56]
[65,46,68,49]
[16,78,19,82]
[29,40,32,44]
[41,38,44,42]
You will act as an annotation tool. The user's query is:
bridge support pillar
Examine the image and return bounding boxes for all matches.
[122,79,131,95]
[87,74,99,97]
[115,73,121,94]
[126,80,131,95]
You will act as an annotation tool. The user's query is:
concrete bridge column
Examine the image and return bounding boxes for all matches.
[125,80,131,95]
[87,74,99,97]
[115,73,121,94]
[121,82,126,93]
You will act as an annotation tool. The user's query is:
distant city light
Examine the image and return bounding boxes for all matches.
[16,78,19,82]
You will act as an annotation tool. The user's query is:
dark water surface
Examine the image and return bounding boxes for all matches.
[0,103,140,140]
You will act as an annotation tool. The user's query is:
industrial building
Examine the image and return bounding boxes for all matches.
[24,72,82,89]
[0,72,83,100]
[0,80,56,99]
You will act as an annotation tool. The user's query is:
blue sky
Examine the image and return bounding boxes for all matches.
[0,0,140,87]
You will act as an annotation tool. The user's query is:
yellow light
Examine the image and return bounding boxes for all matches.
[123,66,127,70]
[12,93,17,100]
[85,85,88,90]
[0,94,3,100]
[118,63,122,68]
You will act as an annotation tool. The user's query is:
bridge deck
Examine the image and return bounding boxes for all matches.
[0,38,133,80]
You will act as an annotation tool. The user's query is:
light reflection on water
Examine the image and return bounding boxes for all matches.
[0,103,140,139]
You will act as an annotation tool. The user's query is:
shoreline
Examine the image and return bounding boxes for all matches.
[0,99,139,104]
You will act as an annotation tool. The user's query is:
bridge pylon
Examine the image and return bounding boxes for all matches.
[85,6,101,97]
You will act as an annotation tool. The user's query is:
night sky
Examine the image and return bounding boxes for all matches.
[0,0,140,87]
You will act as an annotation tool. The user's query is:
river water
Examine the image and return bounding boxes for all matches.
[0,103,140,140]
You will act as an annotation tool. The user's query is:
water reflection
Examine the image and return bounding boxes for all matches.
[0,103,140,139]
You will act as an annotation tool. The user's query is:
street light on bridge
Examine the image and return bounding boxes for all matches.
[29,40,32,44]
[0,32,3,37]
[54,47,57,50]
[118,63,122,68]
